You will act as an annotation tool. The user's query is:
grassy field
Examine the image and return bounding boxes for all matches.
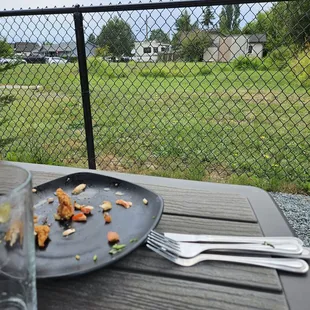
[0,59,309,193]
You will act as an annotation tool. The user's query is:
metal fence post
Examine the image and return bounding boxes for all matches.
[74,7,96,169]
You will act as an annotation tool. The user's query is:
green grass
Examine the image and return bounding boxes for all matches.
[0,59,309,193]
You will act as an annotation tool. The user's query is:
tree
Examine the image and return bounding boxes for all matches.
[172,10,199,50]
[149,29,170,43]
[175,10,193,33]
[0,40,13,57]
[219,4,240,34]
[0,60,16,148]
[202,7,214,29]
[97,17,135,57]
[95,46,109,58]
[87,33,97,44]
[285,0,310,46]
[179,30,212,61]
[242,2,308,52]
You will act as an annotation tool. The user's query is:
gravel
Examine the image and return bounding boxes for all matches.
[270,192,310,246]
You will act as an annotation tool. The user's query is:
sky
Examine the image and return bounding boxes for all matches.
[0,1,272,43]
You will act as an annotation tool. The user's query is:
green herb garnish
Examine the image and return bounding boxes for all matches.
[130,238,138,243]
[93,254,98,262]
[109,244,126,255]
[109,248,120,255]
[152,216,156,219]
[112,244,126,250]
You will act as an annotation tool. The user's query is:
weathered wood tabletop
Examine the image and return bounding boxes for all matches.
[14,163,310,310]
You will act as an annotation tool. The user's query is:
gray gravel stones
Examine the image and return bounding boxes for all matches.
[270,192,310,246]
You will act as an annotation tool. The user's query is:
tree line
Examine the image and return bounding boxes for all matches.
[88,6,241,61]
[88,2,309,61]
[1,2,309,61]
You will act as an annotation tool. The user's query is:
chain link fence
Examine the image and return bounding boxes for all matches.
[0,1,309,193]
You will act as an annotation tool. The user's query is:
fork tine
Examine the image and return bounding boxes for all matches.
[147,238,181,256]
[146,243,178,264]
[149,230,180,247]
[147,234,180,251]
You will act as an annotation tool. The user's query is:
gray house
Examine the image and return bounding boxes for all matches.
[203,33,267,62]
[11,42,41,56]
[40,42,97,58]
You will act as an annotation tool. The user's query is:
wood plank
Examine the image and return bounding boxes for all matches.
[37,270,288,310]
[114,214,281,292]
[114,247,282,292]
[157,214,262,236]
[141,184,256,222]
[31,171,257,222]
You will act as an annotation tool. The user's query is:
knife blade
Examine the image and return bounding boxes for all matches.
[164,233,304,245]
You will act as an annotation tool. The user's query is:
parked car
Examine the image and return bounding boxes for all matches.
[23,55,46,64]
[104,55,131,63]
[46,57,68,64]
[104,56,119,62]
[0,57,27,65]
[120,56,131,62]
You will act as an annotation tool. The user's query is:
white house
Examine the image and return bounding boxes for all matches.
[133,40,171,62]
[203,33,266,62]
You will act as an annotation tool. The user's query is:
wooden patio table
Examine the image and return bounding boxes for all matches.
[12,162,310,310]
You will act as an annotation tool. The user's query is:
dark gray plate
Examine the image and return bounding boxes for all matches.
[32,172,164,278]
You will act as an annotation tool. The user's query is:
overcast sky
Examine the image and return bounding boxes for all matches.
[0,1,272,43]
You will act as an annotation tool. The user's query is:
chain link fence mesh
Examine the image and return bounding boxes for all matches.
[0,1,309,193]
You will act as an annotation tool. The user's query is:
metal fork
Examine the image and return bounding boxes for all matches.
[148,231,309,258]
[147,242,309,273]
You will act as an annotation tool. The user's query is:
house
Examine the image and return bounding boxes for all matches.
[247,34,266,58]
[133,40,171,62]
[11,42,41,57]
[203,33,267,62]
[40,42,97,58]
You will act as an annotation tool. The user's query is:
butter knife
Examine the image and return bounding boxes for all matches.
[164,233,304,245]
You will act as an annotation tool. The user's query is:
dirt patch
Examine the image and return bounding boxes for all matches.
[96,154,128,172]
[203,165,232,183]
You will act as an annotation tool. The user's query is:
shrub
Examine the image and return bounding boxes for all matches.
[0,40,13,58]
[87,58,128,78]
[199,67,211,76]
[232,56,267,71]
[290,47,310,88]
[265,45,297,70]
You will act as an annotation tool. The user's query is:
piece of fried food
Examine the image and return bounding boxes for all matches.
[34,225,50,247]
[56,188,74,220]
[5,220,23,246]
[116,199,132,209]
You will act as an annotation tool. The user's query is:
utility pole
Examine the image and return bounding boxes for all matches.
[145,14,149,41]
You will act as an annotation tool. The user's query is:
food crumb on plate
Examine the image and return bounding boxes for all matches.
[107,231,120,243]
[103,212,112,223]
[116,199,132,209]
[72,184,87,195]
[115,191,124,196]
[93,255,97,262]
[72,213,87,222]
[100,201,112,211]
[63,228,75,236]
[130,238,138,243]
[32,188,37,193]
[75,255,80,260]
[47,198,54,204]
[143,198,148,205]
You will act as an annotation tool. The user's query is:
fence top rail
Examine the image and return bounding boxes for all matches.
[0,0,289,17]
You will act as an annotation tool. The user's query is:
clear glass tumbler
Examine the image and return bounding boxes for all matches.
[0,163,37,309]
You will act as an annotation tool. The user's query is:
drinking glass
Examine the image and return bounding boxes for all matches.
[0,163,37,309]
